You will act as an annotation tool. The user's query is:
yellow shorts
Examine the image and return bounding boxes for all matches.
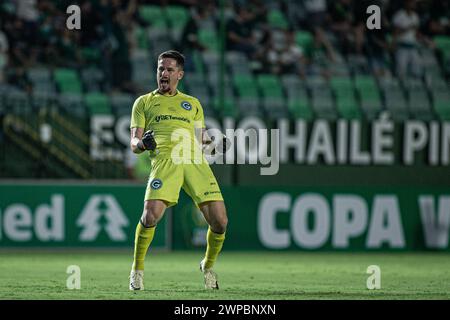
[144,158,223,207]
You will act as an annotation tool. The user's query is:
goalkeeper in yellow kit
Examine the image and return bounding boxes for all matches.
[128,50,228,290]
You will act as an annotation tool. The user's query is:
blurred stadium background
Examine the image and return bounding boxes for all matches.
[0,0,450,299]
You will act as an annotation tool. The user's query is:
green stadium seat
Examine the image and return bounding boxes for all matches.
[257,74,284,98]
[213,96,237,118]
[403,78,434,121]
[354,75,382,120]
[233,74,259,99]
[434,36,450,62]
[139,5,167,29]
[135,25,150,49]
[288,98,313,120]
[81,47,101,64]
[54,68,82,94]
[257,74,287,118]
[84,92,111,115]
[432,88,450,121]
[331,77,361,119]
[379,77,409,121]
[268,9,289,30]
[198,28,219,52]
[165,5,189,30]
[295,31,313,49]
[310,88,337,120]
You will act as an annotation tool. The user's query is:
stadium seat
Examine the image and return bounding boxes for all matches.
[192,50,205,75]
[208,72,232,94]
[431,87,450,121]
[84,92,111,115]
[32,91,57,110]
[257,74,287,119]
[165,5,190,42]
[54,68,82,94]
[5,89,30,114]
[130,49,154,91]
[227,51,251,75]
[110,93,134,116]
[306,76,337,120]
[268,9,289,30]
[187,85,210,103]
[354,75,382,120]
[347,54,370,74]
[257,74,284,98]
[403,78,434,121]
[198,28,219,52]
[202,51,222,76]
[233,74,259,100]
[183,72,206,89]
[330,77,361,119]
[27,67,51,84]
[58,93,86,118]
[434,36,450,64]
[237,97,262,117]
[81,67,104,92]
[311,91,337,120]
[213,96,237,118]
[295,31,313,49]
[287,97,313,120]
[134,25,150,49]
[81,47,101,64]
[379,77,409,121]
[139,5,167,30]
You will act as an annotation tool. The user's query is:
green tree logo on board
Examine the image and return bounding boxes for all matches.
[76,195,129,241]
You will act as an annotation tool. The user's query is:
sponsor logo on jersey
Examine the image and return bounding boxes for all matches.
[154,114,190,123]
[181,101,192,111]
[150,179,163,190]
[204,191,221,196]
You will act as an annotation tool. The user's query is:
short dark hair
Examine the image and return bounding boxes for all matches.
[158,50,185,69]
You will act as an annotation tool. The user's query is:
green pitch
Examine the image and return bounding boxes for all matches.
[0,251,449,300]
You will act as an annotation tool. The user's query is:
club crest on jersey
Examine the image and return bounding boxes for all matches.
[150,178,162,190]
[181,101,192,111]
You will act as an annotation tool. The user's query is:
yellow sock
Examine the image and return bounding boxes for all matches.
[132,222,155,271]
[204,227,225,269]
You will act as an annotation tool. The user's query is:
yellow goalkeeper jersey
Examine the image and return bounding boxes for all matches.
[130,89,205,160]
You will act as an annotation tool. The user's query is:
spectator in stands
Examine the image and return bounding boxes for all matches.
[303,0,328,31]
[328,0,358,56]
[279,29,307,76]
[178,5,215,72]
[304,28,337,79]
[392,0,426,78]
[178,3,217,71]
[366,0,392,77]
[110,11,134,93]
[57,28,82,67]
[7,66,32,93]
[226,5,258,59]
[421,0,449,41]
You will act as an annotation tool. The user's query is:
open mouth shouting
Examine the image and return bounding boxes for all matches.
[159,78,170,90]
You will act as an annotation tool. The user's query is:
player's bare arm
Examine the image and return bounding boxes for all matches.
[130,127,157,154]
[130,127,144,154]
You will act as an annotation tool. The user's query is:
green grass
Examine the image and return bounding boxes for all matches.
[0,251,449,300]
